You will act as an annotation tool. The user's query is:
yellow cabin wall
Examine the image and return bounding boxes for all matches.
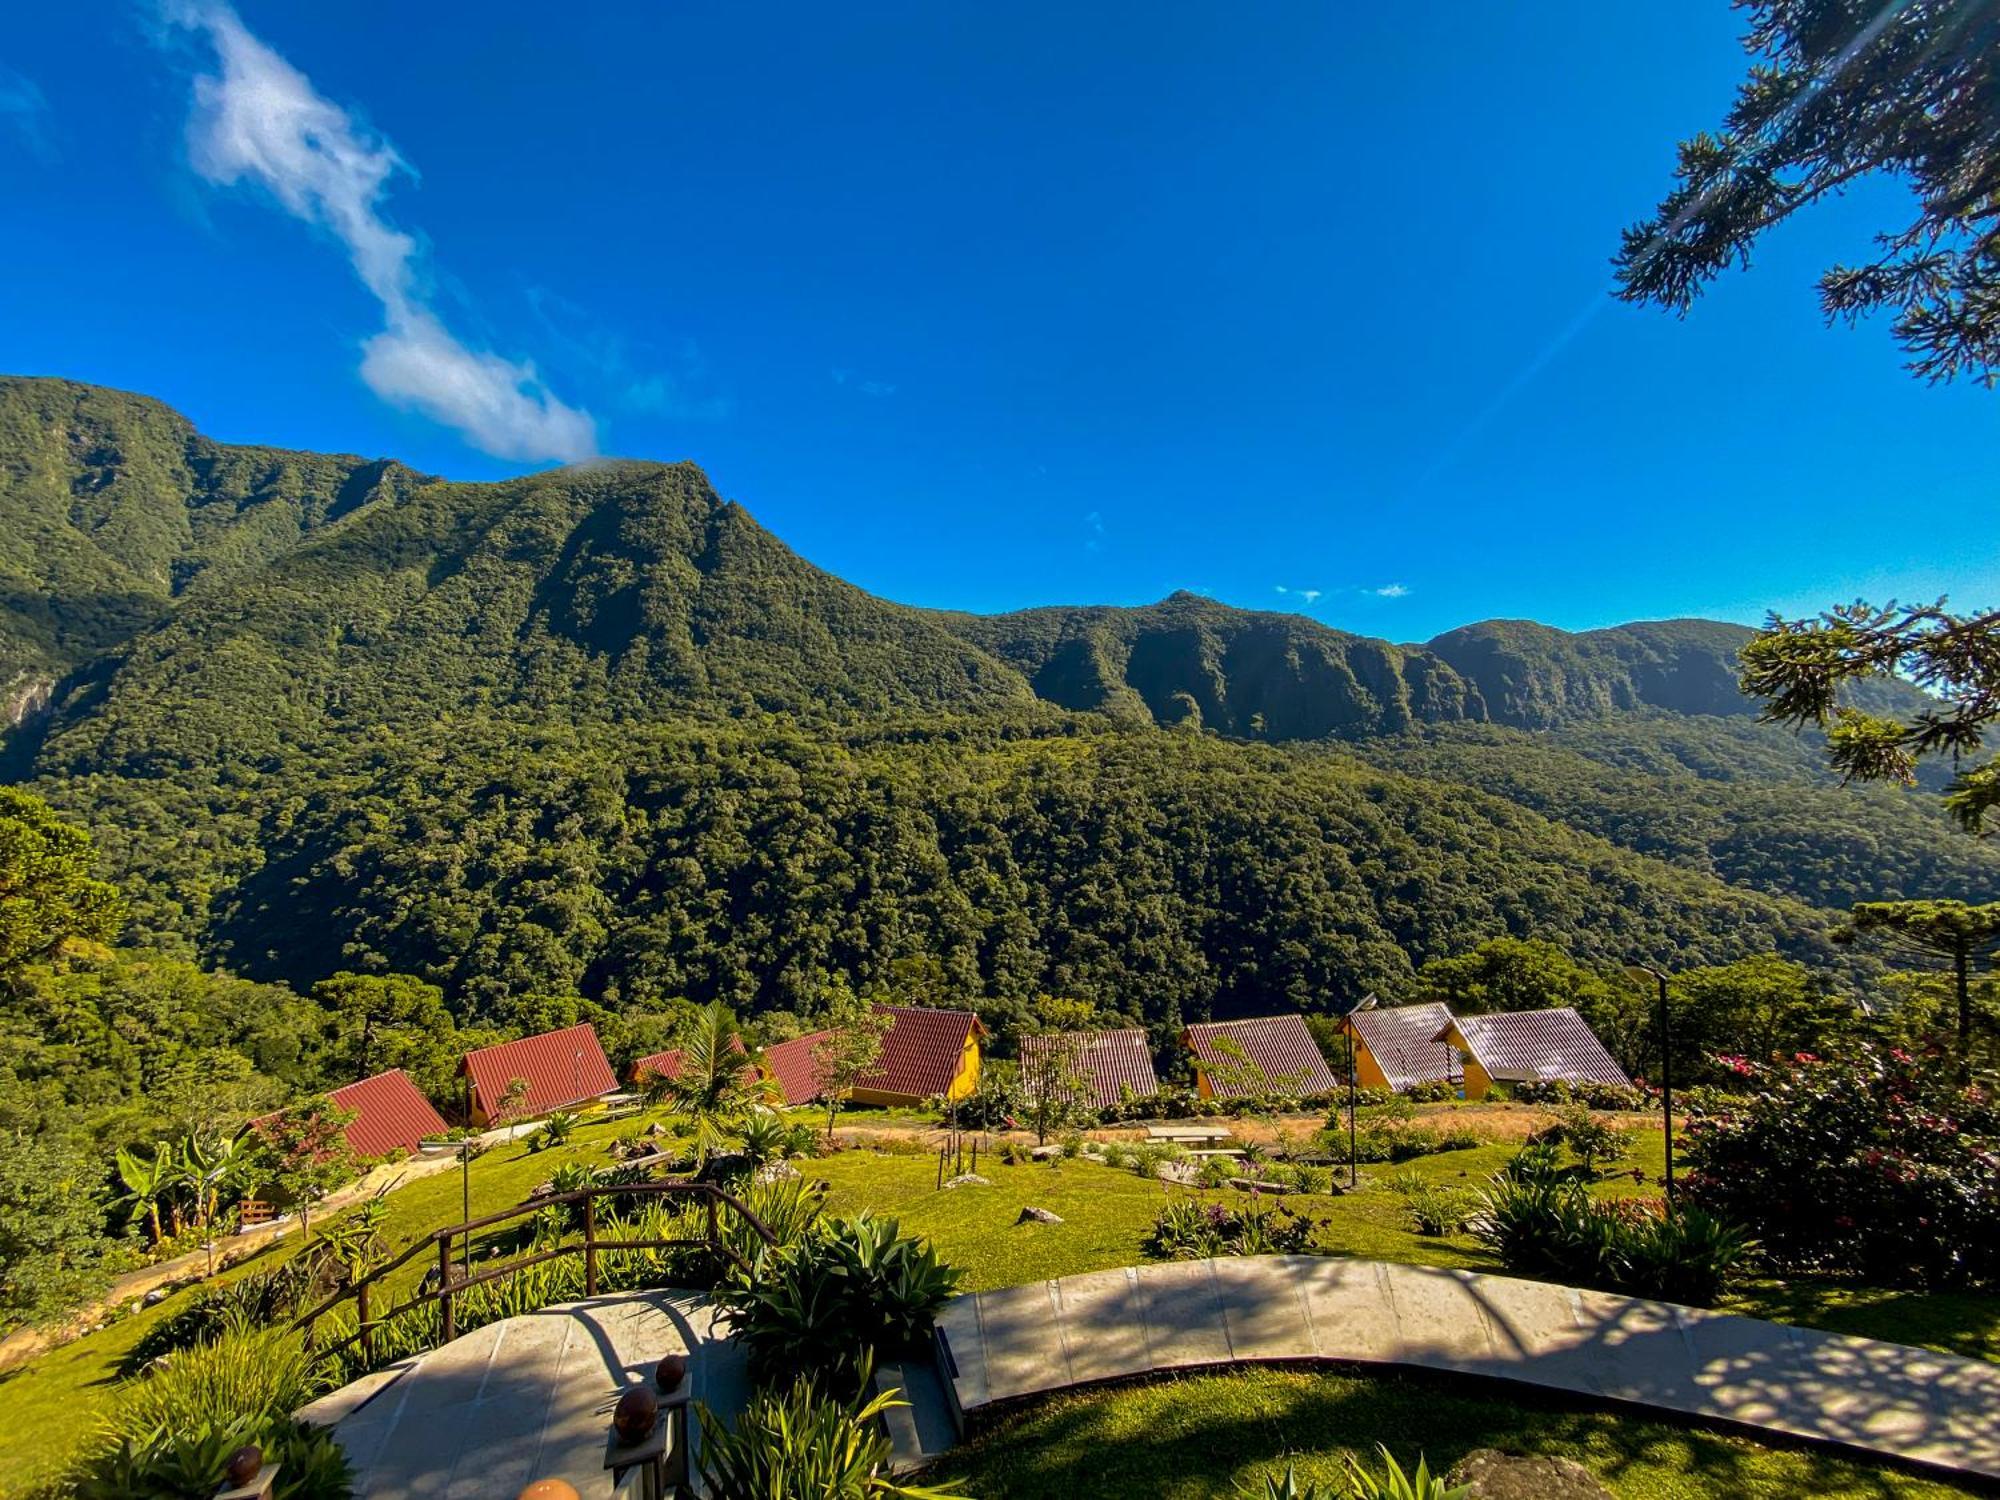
[1194,1068,1216,1100]
[1461,1059,1494,1100]
[1353,1045,1393,1092]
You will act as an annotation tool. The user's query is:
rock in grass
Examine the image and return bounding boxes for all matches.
[942,1173,991,1188]
[1029,1144,1064,1160]
[1446,1450,1611,1499]
[1016,1206,1064,1224]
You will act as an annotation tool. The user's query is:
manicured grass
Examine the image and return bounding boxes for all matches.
[0,1111,652,1498]
[1726,1280,2000,1366]
[930,1365,1981,1499]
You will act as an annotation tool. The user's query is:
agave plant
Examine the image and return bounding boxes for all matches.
[697,1360,971,1500]
[1342,1446,1469,1500]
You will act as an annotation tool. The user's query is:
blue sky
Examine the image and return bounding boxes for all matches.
[2,3,1992,640]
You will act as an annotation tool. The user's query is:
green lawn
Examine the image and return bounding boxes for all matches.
[930,1365,1981,1500]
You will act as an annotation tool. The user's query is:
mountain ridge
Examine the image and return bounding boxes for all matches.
[0,377,1839,750]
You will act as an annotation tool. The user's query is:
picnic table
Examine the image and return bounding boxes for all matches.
[1144,1123,1231,1145]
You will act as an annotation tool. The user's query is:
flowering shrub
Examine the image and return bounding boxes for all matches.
[1143,1195,1319,1259]
[1681,1045,1999,1287]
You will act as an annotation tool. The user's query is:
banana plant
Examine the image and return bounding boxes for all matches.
[177,1132,252,1233]
[113,1141,176,1245]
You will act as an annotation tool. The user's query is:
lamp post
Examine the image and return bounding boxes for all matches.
[1343,992,1378,1189]
[1624,964,1674,1202]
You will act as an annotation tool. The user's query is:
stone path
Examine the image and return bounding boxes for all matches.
[934,1256,2000,1483]
[297,1291,746,1498]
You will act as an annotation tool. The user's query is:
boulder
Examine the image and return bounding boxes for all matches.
[1029,1144,1065,1160]
[1016,1206,1064,1224]
[1446,1450,1612,1500]
[941,1173,991,1189]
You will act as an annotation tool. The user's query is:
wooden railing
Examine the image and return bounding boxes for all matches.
[294,1180,776,1365]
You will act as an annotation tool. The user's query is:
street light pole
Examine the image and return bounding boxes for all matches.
[1344,992,1378,1189]
[1626,964,1674,1202]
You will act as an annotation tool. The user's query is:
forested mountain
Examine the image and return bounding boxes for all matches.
[4,376,1995,1033]
[0,378,430,714]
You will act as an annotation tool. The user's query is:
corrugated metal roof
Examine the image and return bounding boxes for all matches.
[462,1023,618,1120]
[329,1068,449,1158]
[1183,1014,1337,1098]
[1344,1003,1459,1092]
[858,1006,984,1102]
[761,1030,832,1106]
[1440,1007,1631,1087]
[630,1035,748,1086]
[1019,1029,1160,1109]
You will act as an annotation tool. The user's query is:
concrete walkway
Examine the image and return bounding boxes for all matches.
[934,1256,2000,1483]
[297,1291,745,1498]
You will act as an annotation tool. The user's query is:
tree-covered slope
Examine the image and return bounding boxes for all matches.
[0,376,429,711]
[943,593,1476,737]
[1350,718,2000,913]
[47,714,1837,1029]
[23,455,1033,778]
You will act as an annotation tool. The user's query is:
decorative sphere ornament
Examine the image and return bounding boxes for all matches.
[654,1352,688,1392]
[516,1482,581,1500]
[224,1445,263,1486]
[613,1384,659,1444]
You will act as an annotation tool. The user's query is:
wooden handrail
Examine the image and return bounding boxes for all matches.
[295,1179,778,1363]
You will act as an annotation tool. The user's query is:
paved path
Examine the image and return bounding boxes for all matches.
[934,1256,2000,1483]
[297,1291,746,1499]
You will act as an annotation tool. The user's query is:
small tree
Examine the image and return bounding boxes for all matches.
[251,1098,358,1240]
[1842,900,2000,1083]
[0,787,124,975]
[654,1001,780,1165]
[811,978,894,1142]
[113,1141,175,1246]
[1016,997,1101,1144]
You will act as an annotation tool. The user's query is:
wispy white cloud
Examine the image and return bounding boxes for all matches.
[0,63,53,161]
[1274,585,1323,605]
[1366,583,1410,599]
[165,2,596,463]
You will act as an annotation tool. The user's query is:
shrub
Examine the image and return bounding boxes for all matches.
[1143,1195,1317,1259]
[79,1321,349,1500]
[123,1268,304,1373]
[1196,1156,1239,1189]
[998,1141,1032,1166]
[720,1214,961,1389]
[1548,1104,1631,1176]
[1128,1142,1181,1179]
[1680,1044,2000,1287]
[1405,1080,1457,1104]
[1398,1183,1480,1237]
[527,1110,579,1153]
[1512,1079,1648,1111]
[1473,1156,1751,1306]
[696,1363,971,1499]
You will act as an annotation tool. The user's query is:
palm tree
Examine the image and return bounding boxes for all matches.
[114,1141,175,1245]
[650,1001,781,1166]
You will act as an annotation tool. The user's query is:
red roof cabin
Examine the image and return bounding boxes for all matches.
[761,1030,834,1107]
[462,1023,618,1126]
[329,1068,450,1158]
[852,1006,986,1107]
[1183,1014,1338,1100]
[1433,1007,1630,1100]
[756,1007,987,1109]
[1019,1028,1160,1109]
[630,1035,751,1089]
